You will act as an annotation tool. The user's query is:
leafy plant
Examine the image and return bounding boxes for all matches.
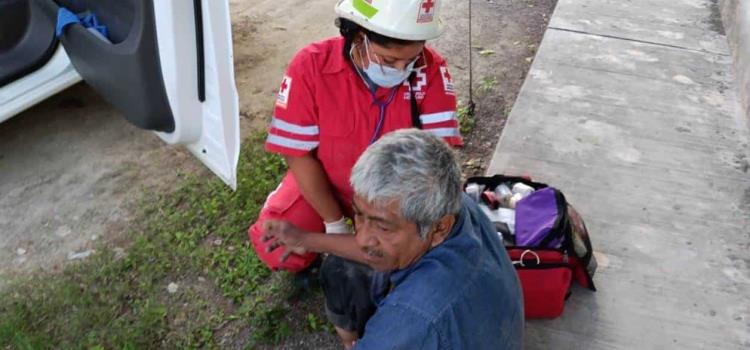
[478,76,498,95]
[457,101,475,135]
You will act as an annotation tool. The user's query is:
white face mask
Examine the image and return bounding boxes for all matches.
[358,36,418,88]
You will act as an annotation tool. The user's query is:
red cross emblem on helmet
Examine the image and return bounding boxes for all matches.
[417,0,436,23]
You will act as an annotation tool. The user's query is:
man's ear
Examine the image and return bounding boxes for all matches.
[428,214,455,248]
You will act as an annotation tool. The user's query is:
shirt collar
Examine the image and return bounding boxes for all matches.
[322,36,350,74]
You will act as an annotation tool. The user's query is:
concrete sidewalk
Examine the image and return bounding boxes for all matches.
[487,0,750,348]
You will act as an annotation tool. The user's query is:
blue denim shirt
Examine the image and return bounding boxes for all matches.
[354,195,524,350]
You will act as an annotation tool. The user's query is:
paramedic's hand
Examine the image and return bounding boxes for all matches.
[262,220,308,261]
[324,216,352,234]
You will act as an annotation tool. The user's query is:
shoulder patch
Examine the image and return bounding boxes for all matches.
[440,66,455,95]
[276,75,292,109]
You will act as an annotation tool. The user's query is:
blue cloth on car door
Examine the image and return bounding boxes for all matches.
[55,7,109,40]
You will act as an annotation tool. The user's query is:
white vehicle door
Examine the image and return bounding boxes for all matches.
[33,0,240,188]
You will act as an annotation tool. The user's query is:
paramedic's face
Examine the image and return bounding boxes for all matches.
[358,34,425,71]
[352,195,431,271]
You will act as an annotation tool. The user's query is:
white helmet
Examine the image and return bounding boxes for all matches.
[335,0,445,41]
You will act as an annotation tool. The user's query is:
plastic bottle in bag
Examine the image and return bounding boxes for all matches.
[465,183,483,203]
[494,184,513,207]
[511,182,535,197]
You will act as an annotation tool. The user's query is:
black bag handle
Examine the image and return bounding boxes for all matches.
[409,72,422,129]
[464,175,549,191]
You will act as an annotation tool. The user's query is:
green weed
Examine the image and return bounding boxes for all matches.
[0,133,308,348]
[457,101,475,135]
[478,76,498,95]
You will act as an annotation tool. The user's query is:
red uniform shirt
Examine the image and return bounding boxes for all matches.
[265,37,462,205]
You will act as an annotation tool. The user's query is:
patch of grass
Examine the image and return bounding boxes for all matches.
[0,133,314,348]
[457,101,475,135]
[477,76,498,95]
[250,304,292,343]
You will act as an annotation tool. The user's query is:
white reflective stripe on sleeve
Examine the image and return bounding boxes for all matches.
[270,117,319,135]
[420,111,456,124]
[425,127,460,138]
[267,134,319,151]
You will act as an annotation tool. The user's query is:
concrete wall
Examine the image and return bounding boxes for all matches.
[720,0,750,119]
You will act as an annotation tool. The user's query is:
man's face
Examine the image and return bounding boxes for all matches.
[352,195,433,272]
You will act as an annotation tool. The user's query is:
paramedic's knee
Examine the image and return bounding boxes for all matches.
[248,215,318,272]
[247,177,324,272]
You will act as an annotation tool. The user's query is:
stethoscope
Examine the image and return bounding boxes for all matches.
[350,43,402,145]
[368,86,400,145]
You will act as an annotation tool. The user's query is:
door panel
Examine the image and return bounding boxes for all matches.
[0,0,29,51]
[42,0,240,188]
[37,0,175,132]
[0,0,59,87]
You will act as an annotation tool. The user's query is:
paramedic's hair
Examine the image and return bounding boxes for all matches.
[350,129,463,239]
[336,18,423,61]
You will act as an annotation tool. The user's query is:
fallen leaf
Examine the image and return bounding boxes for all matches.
[479,49,496,57]
[68,250,94,260]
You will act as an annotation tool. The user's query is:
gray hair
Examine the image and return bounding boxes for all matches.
[350,129,463,239]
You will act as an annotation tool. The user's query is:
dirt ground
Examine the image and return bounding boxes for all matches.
[0,0,555,346]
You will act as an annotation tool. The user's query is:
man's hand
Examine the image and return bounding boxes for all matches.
[263,219,366,264]
[261,220,308,262]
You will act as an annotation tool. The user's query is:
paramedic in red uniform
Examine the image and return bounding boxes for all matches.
[248,0,462,272]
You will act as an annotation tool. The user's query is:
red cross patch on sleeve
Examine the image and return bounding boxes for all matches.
[440,66,455,95]
[276,75,292,109]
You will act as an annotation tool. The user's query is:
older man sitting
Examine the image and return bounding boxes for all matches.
[262,129,523,349]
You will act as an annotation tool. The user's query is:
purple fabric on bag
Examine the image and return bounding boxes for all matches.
[515,187,561,247]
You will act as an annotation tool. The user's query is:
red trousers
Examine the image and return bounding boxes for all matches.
[248,173,326,272]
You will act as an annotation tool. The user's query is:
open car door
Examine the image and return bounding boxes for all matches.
[37,0,240,188]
